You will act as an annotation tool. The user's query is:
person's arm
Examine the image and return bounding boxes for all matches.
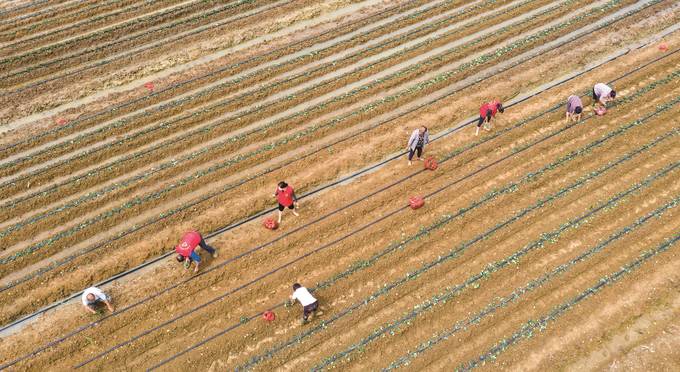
[103,300,114,312]
[83,304,97,314]
[565,111,570,123]
[407,132,415,150]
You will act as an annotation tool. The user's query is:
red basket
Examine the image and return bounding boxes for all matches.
[263,310,275,321]
[424,157,438,170]
[595,107,607,116]
[263,217,278,230]
[409,196,425,210]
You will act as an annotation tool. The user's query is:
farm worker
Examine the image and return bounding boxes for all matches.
[476,100,504,136]
[406,126,430,166]
[290,283,318,323]
[274,181,299,223]
[565,95,583,123]
[175,230,218,273]
[82,287,114,314]
[592,82,616,109]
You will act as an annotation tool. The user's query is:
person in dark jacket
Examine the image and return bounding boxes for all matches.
[406,126,429,166]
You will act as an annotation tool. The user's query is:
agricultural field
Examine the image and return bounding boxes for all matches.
[0,0,679,370]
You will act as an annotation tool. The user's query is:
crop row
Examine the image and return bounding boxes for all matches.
[0,0,187,51]
[2,54,674,255]
[0,0,242,68]
[459,227,680,371]
[0,10,667,288]
[235,117,679,370]
[0,0,565,233]
[0,0,529,176]
[70,89,674,369]
[328,159,680,371]
[0,0,62,27]
[0,0,627,202]
[0,0,433,154]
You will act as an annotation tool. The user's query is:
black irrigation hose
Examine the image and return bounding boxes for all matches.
[0,0,52,18]
[1,21,676,345]
[6,39,676,370]
[78,76,680,369]
[0,0,326,97]
[0,0,424,152]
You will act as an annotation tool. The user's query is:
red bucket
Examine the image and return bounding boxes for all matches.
[263,310,275,321]
[409,196,425,210]
[263,217,278,230]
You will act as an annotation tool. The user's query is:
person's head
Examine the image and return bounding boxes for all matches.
[497,102,504,113]
[419,126,427,134]
[278,181,288,190]
[176,254,185,263]
[86,293,96,302]
[292,283,302,291]
[610,90,616,98]
[574,106,583,114]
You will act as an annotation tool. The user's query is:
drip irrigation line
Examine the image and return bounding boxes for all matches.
[0,0,426,152]
[1,23,677,346]
[0,0,52,17]
[0,0,296,96]
[161,128,680,372]
[71,77,680,368]
[460,230,680,371]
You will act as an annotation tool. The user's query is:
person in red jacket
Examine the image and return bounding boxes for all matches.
[274,181,299,223]
[175,231,218,273]
[476,100,504,136]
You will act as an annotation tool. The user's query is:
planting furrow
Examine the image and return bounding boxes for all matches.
[0,0,313,89]
[457,228,680,371]
[0,0,76,27]
[230,123,679,371]
[0,0,433,148]
[0,0,189,51]
[0,0,546,187]
[0,35,672,270]
[0,0,519,183]
[323,165,680,371]
[0,16,668,306]
[30,83,675,370]
[5,64,669,362]
[0,0,250,71]
[0,0,564,236]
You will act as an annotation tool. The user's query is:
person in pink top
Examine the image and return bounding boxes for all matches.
[175,231,218,273]
[476,100,504,136]
[274,181,299,223]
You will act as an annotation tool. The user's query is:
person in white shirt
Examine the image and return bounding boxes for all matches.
[592,83,616,109]
[81,287,114,314]
[290,283,318,322]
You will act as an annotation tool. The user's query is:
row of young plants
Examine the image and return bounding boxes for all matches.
[2,0,268,85]
[235,118,679,370]
[73,88,671,370]
[0,0,435,156]
[0,0,241,69]
[1,0,183,51]
[459,227,680,371]
[2,54,674,257]
[324,157,680,371]
[0,0,556,227]
[0,0,515,176]
[0,0,64,27]
[0,0,625,198]
[0,40,670,298]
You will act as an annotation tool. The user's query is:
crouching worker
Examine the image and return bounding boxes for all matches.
[290,283,318,323]
[565,94,583,123]
[477,100,504,135]
[175,230,218,273]
[592,82,616,109]
[82,286,114,314]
